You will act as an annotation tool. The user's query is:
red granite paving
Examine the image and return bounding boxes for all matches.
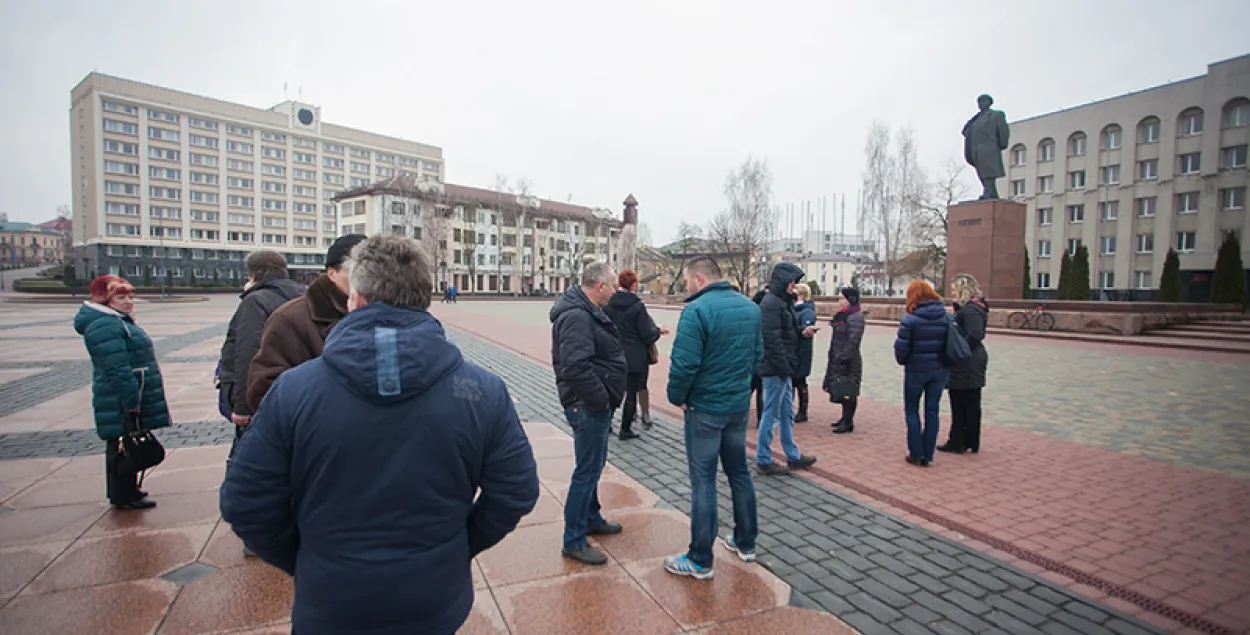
[434,302,1250,634]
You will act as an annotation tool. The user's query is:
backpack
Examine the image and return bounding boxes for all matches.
[943,313,972,366]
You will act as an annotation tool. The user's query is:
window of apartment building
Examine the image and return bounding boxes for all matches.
[150,226,182,239]
[102,101,136,115]
[1178,109,1204,136]
[1100,164,1120,185]
[228,231,255,243]
[1176,191,1199,214]
[1066,238,1082,255]
[190,153,219,167]
[376,166,395,178]
[228,213,254,225]
[1135,197,1157,217]
[1225,99,1250,128]
[190,172,219,185]
[105,202,140,216]
[324,173,344,185]
[1176,231,1196,252]
[1135,233,1154,253]
[106,223,141,236]
[148,126,179,142]
[227,125,253,137]
[1011,145,1026,166]
[261,146,285,160]
[293,137,315,149]
[349,148,369,159]
[1099,201,1119,221]
[351,162,369,174]
[104,140,139,155]
[261,165,286,178]
[227,141,254,154]
[261,131,286,143]
[1101,125,1122,150]
[1098,271,1115,289]
[104,160,139,175]
[293,185,316,197]
[295,236,319,247]
[1010,180,1025,196]
[1038,175,1053,193]
[149,166,181,181]
[1222,187,1247,211]
[323,142,344,153]
[228,177,254,189]
[294,152,316,164]
[262,199,287,211]
[103,119,137,135]
[227,159,253,172]
[1137,159,1158,180]
[1068,133,1087,157]
[294,219,317,231]
[1067,204,1084,223]
[324,157,345,169]
[105,181,139,196]
[400,156,418,167]
[1099,235,1116,255]
[422,161,440,172]
[1223,145,1248,169]
[190,210,220,222]
[1038,240,1051,258]
[262,181,286,194]
[190,134,218,149]
[149,147,180,162]
[147,109,179,123]
[189,118,217,130]
[1037,207,1053,226]
[323,204,336,216]
[190,191,219,204]
[294,168,316,181]
[150,206,180,219]
[262,216,287,228]
[323,220,337,232]
[228,196,254,209]
[1068,170,1086,189]
[150,186,181,200]
[105,246,125,257]
[351,177,370,188]
[1138,117,1160,144]
[190,229,221,241]
[375,152,395,163]
[1037,272,1051,289]
[1134,270,1151,289]
[294,202,317,214]
[1178,153,1201,175]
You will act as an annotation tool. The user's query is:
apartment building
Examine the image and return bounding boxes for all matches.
[1005,54,1249,301]
[332,176,625,294]
[1,220,64,267]
[69,73,444,283]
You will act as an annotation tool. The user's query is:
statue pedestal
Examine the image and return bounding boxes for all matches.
[946,199,1026,300]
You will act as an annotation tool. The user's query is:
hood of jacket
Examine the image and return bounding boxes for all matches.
[549,286,613,327]
[768,262,804,298]
[73,301,130,335]
[240,276,305,302]
[912,299,948,320]
[320,303,463,405]
[606,289,642,313]
[305,274,349,324]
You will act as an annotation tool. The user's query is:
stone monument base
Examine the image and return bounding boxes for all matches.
[946,199,1027,300]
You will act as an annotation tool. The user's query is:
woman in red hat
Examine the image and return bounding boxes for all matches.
[73,275,171,509]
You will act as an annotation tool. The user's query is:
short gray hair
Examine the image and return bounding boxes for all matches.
[348,235,433,309]
[580,262,614,288]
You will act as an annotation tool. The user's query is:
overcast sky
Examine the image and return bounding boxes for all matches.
[1,0,1247,244]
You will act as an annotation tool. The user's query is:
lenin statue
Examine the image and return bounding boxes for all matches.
[962,94,1009,200]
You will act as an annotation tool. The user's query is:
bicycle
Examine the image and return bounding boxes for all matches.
[1007,305,1056,331]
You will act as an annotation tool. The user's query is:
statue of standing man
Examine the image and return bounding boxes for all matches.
[962,94,1009,200]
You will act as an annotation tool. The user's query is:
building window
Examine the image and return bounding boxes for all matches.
[375,152,395,163]
[350,177,370,188]
[294,152,316,164]
[1225,99,1250,128]
[1067,204,1084,223]
[190,210,220,222]
[262,199,287,211]
[1010,180,1025,196]
[228,159,253,172]
[189,191,219,204]
[228,177,255,189]
[261,131,286,143]
[189,153,218,167]
[1178,108,1204,136]
[1038,240,1051,258]
[106,223,141,236]
[1038,139,1055,162]
[261,164,286,177]
[228,213,254,225]
[1135,197,1157,218]
[1068,171,1086,190]
[105,181,140,196]
[228,196,255,209]
[261,146,285,160]
[1010,145,1026,166]
[149,186,181,200]
[1066,239,1082,256]
[262,216,287,228]
[376,166,395,178]
[294,202,317,214]
[1176,191,1199,214]
[1178,153,1201,175]
[227,125,253,137]
[1037,272,1051,289]
[323,142,344,153]
[1099,201,1119,221]
[105,202,140,216]
[1099,235,1117,255]
[149,226,182,239]
[1101,125,1122,150]
[1134,270,1151,289]
[189,118,217,130]
[149,166,181,181]
[1098,271,1115,289]
[262,181,286,194]
[147,109,179,123]
[149,147,180,162]
[1223,145,1248,169]
[323,220,337,232]
[104,140,139,155]
[103,119,137,135]
[150,206,180,219]
[1176,232,1196,253]
[1037,207,1053,226]
[227,140,254,154]
[1068,133,1087,157]
[324,157,345,169]
[1135,233,1154,253]
[1221,187,1247,211]
[1099,165,1120,185]
[293,137,315,149]
[324,173,344,185]
[351,161,369,174]
[189,134,218,149]
[148,126,180,142]
[1038,175,1054,193]
[294,168,316,181]
[189,172,219,185]
[1138,117,1161,144]
[350,148,369,159]
[104,160,139,175]
[1137,159,1158,180]
[293,185,316,197]
[102,101,137,115]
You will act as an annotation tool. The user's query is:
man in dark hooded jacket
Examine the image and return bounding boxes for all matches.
[221,235,538,635]
[755,263,817,475]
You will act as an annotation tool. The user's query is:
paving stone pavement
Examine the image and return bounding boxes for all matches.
[442,326,1167,635]
[0,419,234,459]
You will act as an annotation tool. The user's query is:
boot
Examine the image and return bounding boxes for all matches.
[832,397,856,434]
[794,385,809,423]
[620,399,639,440]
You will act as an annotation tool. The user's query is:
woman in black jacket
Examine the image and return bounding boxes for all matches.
[603,270,667,440]
[824,287,865,434]
[938,274,990,454]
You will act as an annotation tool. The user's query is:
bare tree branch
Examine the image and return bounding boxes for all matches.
[711,156,774,292]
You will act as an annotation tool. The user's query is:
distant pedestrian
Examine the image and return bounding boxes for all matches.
[756,263,817,475]
[825,287,864,434]
[664,256,760,580]
[939,274,989,455]
[894,280,950,466]
[603,269,668,440]
[75,276,170,510]
[550,262,628,565]
[791,283,818,423]
[221,235,538,635]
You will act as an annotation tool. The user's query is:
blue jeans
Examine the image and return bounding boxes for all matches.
[563,405,611,549]
[757,376,801,466]
[684,409,758,568]
[904,369,949,462]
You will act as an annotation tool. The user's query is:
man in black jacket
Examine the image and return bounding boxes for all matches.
[550,262,628,565]
[756,263,817,475]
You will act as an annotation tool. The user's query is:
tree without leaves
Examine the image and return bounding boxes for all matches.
[1158,248,1181,302]
[709,157,774,293]
[636,222,653,248]
[862,122,907,294]
[674,221,702,253]
[908,158,969,286]
[1211,231,1246,305]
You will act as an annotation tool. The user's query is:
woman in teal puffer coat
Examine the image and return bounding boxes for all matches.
[73,275,171,509]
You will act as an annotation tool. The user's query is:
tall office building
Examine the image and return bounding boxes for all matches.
[1005,55,1249,300]
[69,73,444,282]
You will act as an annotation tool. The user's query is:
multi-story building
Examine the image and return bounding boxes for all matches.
[1,220,65,267]
[69,73,445,283]
[1006,54,1249,301]
[799,231,876,262]
[787,254,856,297]
[332,176,625,294]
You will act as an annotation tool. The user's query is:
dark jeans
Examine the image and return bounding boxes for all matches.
[684,409,757,568]
[904,369,949,462]
[948,389,983,451]
[105,438,141,504]
[620,370,648,434]
[563,405,612,549]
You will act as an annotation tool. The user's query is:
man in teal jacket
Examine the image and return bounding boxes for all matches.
[663,256,761,580]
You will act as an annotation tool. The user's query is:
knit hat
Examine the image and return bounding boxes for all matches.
[840,286,861,306]
[326,234,368,270]
[89,275,135,305]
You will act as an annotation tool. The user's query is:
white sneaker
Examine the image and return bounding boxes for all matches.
[720,536,756,562]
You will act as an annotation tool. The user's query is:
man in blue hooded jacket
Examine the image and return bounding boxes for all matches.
[221,235,539,635]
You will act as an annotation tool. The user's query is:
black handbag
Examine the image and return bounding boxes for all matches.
[120,411,166,475]
[826,375,858,403]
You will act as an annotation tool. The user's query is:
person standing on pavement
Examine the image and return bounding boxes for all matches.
[791,283,818,423]
[602,269,669,441]
[938,274,989,455]
[75,276,170,510]
[663,256,761,580]
[826,287,865,434]
[894,280,951,466]
[756,263,818,475]
[245,235,367,412]
[221,235,538,635]
[550,262,628,565]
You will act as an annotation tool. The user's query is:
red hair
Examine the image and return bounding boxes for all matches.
[89,275,135,305]
[904,280,941,314]
[618,269,638,291]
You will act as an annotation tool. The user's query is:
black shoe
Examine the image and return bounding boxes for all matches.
[788,455,817,470]
[619,430,640,441]
[794,412,808,423]
[587,521,623,536]
[757,462,790,476]
[936,443,967,454]
[641,416,653,430]
[562,545,608,565]
[113,497,156,510]
[831,423,854,434]
[969,448,980,454]
[138,490,149,498]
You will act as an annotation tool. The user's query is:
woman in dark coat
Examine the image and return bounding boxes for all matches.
[603,270,667,440]
[893,281,950,467]
[792,283,818,422]
[939,274,990,454]
[73,275,171,509]
[824,287,864,434]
